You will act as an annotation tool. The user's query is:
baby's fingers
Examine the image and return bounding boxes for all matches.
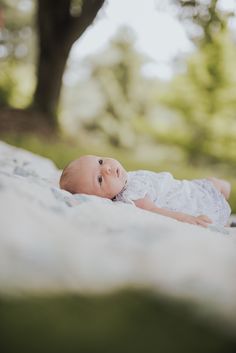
[197,219,209,228]
[196,216,212,228]
[198,215,212,223]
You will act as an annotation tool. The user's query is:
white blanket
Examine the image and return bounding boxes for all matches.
[0,141,236,329]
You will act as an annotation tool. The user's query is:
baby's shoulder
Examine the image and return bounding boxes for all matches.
[127,170,151,187]
[129,170,173,181]
[127,170,174,193]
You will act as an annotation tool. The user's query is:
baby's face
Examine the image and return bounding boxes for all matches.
[74,155,128,199]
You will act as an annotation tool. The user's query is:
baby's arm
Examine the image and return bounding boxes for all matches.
[134,196,212,227]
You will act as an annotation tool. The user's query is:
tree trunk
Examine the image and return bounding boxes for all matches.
[31,0,105,130]
[32,37,72,128]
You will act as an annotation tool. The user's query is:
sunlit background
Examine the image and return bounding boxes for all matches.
[0,0,236,211]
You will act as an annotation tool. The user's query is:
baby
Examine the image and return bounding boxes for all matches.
[60,155,231,227]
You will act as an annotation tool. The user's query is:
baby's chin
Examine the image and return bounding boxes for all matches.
[114,180,128,198]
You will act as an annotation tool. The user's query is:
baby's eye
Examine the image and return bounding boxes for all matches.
[98,176,103,185]
[98,159,103,165]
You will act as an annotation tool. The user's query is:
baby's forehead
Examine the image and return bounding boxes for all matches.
[69,159,81,171]
[74,155,97,173]
[64,159,83,179]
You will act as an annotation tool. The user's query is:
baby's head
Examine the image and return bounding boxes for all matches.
[60,155,128,199]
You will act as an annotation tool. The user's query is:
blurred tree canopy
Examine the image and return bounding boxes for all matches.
[171,0,233,45]
[61,0,236,166]
[158,31,236,164]
[0,0,35,107]
[79,29,156,148]
[156,0,236,164]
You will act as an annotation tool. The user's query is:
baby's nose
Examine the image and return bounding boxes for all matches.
[102,164,112,175]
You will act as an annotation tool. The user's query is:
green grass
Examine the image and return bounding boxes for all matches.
[1,133,236,212]
[1,289,236,353]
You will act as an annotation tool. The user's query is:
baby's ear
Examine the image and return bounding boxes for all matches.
[59,172,65,189]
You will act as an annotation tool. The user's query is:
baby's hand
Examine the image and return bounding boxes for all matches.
[175,213,212,227]
[195,215,213,227]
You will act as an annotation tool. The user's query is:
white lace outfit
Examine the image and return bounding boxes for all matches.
[114,171,231,226]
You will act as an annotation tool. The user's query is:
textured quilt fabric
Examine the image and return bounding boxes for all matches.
[0,141,236,329]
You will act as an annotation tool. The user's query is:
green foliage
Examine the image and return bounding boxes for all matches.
[0,0,35,61]
[158,30,236,165]
[0,68,13,106]
[0,0,35,107]
[171,0,231,46]
[0,61,35,107]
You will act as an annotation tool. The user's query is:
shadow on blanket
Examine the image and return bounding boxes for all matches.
[1,290,236,353]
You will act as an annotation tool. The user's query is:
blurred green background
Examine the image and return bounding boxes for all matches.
[1,290,236,353]
[0,0,235,211]
[1,2,236,352]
